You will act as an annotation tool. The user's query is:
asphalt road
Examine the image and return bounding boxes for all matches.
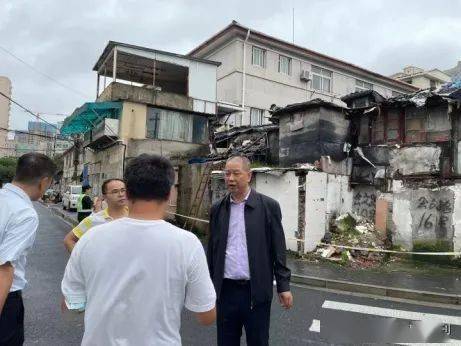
[23,203,461,345]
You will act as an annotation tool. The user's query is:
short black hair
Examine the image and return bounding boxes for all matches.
[101,178,125,194]
[14,153,56,184]
[124,154,175,201]
[82,185,91,193]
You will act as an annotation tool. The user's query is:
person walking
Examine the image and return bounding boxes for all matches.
[0,153,56,345]
[76,184,93,222]
[207,155,293,346]
[62,154,216,345]
[63,178,128,253]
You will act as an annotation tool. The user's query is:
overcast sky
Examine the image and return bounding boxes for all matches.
[1,0,461,130]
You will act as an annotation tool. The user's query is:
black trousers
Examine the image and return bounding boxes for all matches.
[0,291,24,346]
[217,279,271,346]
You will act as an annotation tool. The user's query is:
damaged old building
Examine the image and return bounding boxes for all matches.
[343,84,461,252]
[207,83,461,254]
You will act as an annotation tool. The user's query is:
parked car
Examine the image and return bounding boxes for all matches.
[42,189,55,202]
[62,185,82,211]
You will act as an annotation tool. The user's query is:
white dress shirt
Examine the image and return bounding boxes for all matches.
[62,218,216,346]
[0,183,38,292]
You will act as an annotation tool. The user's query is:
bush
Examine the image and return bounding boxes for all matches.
[0,157,17,185]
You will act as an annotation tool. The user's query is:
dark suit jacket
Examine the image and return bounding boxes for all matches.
[207,189,291,306]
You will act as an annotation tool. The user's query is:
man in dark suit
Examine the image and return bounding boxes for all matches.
[207,155,293,346]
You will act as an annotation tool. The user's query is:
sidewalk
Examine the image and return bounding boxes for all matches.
[289,257,461,305]
[45,203,78,227]
[44,202,461,305]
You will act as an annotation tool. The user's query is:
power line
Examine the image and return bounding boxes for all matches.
[0,45,91,99]
[0,90,62,131]
[0,127,73,142]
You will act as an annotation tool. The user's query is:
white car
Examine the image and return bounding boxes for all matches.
[63,185,82,211]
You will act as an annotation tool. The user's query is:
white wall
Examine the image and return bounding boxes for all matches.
[117,46,218,103]
[392,196,413,249]
[188,61,217,102]
[304,172,328,251]
[254,171,299,251]
[450,185,461,252]
[326,174,353,217]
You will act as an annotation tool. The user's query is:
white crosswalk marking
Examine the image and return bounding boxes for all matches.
[308,319,320,333]
[313,300,461,344]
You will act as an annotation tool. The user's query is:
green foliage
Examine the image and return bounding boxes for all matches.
[340,251,350,265]
[0,157,17,185]
[412,240,453,264]
[336,214,359,236]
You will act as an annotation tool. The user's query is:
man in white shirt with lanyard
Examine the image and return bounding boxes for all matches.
[62,154,216,345]
[0,153,56,345]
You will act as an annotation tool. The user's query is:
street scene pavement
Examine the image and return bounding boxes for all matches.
[24,203,461,345]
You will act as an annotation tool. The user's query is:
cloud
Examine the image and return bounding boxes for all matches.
[0,0,460,129]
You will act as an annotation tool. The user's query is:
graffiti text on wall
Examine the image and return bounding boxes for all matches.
[415,195,453,239]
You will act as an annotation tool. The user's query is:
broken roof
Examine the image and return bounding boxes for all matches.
[188,21,418,93]
[385,81,461,108]
[341,90,386,104]
[214,124,278,144]
[271,98,346,117]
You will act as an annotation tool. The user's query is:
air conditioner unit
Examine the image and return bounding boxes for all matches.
[300,70,310,82]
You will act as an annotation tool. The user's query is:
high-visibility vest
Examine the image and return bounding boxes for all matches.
[77,194,92,213]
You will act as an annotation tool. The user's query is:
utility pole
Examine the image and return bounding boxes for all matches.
[72,136,81,183]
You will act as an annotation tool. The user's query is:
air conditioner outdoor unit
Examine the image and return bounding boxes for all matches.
[300,70,310,82]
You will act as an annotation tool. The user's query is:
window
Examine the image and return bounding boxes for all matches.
[430,79,436,89]
[252,46,266,67]
[146,107,208,144]
[250,108,264,126]
[278,55,291,75]
[355,79,373,92]
[312,65,332,93]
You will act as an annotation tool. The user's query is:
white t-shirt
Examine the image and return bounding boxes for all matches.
[61,217,216,346]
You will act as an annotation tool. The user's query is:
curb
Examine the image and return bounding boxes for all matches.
[46,204,79,227]
[291,274,461,305]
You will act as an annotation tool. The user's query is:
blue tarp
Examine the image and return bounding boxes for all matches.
[60,101,122,136]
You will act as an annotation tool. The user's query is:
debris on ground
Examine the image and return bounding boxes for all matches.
[317,212,387,268]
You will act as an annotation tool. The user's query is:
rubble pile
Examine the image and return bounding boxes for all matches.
[317,213,387,267]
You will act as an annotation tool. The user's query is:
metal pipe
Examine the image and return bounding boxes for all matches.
[96,73,100,99]
[112,48,118,82]
[241,29,251,126]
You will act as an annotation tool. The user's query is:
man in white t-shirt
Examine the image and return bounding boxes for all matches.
[61,154,216,345]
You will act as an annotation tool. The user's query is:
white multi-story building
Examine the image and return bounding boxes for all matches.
[391,66,452,90]
[188,21,417,127]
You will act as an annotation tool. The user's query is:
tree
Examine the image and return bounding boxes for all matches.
[0,157,18,185]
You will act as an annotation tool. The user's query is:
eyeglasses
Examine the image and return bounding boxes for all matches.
[106,188,126,195]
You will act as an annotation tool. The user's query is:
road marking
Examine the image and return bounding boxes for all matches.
[323,300,461,325]
[309,319,320,333]
[290,283,461,310]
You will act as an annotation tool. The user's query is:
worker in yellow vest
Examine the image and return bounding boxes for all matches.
[77,185,93,222]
